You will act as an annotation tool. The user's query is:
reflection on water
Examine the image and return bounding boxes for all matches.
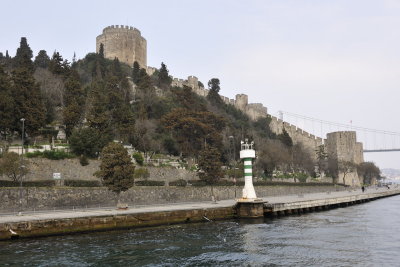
[2,195,400,266]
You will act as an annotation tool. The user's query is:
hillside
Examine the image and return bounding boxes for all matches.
[0,37,368,182]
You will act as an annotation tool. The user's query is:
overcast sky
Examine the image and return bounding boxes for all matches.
[1,0,400,169]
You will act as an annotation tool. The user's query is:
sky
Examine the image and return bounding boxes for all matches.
[1,0,400,170]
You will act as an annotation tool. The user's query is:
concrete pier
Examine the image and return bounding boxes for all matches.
[236,200,265,218]
[0,187,399,241]
[262,187,400,216]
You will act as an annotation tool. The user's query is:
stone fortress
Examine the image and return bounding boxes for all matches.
[96,25,147,68]
[96,25,365,185]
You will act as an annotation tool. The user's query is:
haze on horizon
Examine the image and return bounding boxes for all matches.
[1,0,400,169]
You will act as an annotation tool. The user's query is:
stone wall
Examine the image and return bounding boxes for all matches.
[0,158,198,182]
[269,115,324,160]
[325,131,364,186]
[0,185,346,212]
[170,76,268,121]
[96,25,147,67]
[23,158,100,181]
[325,131,364,166]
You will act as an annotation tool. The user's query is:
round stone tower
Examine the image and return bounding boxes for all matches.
[96,25,147,68]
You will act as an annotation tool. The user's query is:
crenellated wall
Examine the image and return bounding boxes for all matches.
[325,131,364,185]
[170,76,268,120]
[96,25,147,68]
[269,115,324,159]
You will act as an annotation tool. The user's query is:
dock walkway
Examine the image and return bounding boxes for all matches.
[1,187,399,240]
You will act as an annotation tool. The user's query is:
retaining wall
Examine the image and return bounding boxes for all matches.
[0,185,345,212]
[0,158,197,182]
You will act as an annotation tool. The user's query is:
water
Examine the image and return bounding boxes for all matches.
[1,195,400,267]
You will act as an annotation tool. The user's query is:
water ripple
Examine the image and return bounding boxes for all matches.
[2,196,400,266]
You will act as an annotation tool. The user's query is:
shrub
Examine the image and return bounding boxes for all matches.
[135,180,165,186]
[187,180,207,186]
[42,150,75,160]
[216,180,235,186]
[0,180,56,187]
[169,179,187,186]
[0,180,19,187]
[69,128,110,158]
[25,150,75,160]
[134,167,150,179]
[79,155,89,166]
[294,173,308,183]
[25,151,43,158]
[252,181,335,186]
[64,180,101,187]
[23,180,56,187]
[132,152,144,166]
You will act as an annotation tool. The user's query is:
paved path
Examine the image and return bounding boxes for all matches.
[0,187,398,224]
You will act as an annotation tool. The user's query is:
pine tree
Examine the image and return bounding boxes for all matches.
[198,146,223,185]
[95,142,135,204]
[137,68,152,89]
[0,65,15,138]
[136,69,157,120]
[110,57,123,79]
[207,78,223,105]
[62,59,70,72]
[63,70,85,137]
[72,52,77,66]
[49,51,64,75]
[69,127,105,158]
[34,50,50,68]
[99,43,105,58]
[86,81,113,144]
[131,61,140,84]
[157,62,172,89]
[11,67,46,136]
[13,37,33,71]
[103,74,135,142]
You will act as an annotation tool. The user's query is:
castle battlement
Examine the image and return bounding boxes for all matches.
[102,25,142,35]
[97,25,147,68]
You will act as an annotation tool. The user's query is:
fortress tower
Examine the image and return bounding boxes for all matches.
[96,25,147,67]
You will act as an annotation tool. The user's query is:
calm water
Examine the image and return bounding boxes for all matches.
[1,195,400,267]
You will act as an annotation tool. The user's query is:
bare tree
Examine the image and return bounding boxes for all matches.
[0,152,29,182]
[315,145,328,177]
[338,160,356,184]
[255,139,291,178]
[357,162,381,185]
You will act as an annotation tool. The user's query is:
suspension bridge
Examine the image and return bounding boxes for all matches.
[278,110,400,153]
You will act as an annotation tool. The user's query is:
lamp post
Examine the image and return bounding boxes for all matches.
[229,136,236,164]
[229,136,237,197]
[19,118,25,215]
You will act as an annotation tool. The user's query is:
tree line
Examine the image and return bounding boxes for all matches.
[0,38,381,187]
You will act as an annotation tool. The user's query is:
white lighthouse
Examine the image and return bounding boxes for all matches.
[239,139,258,200]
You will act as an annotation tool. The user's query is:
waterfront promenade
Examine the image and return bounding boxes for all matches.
[1,186,399,240]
